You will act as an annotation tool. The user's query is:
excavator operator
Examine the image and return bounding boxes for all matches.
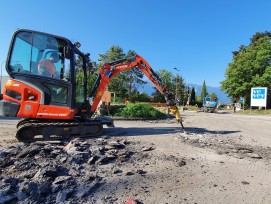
[38,52,60,78]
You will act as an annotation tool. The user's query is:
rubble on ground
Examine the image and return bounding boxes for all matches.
[0,137,145,204]
[178,131,271,161]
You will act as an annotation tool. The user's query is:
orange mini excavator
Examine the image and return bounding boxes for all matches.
[0,29,183,142]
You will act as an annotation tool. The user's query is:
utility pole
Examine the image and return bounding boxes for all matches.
[174,67,180,100]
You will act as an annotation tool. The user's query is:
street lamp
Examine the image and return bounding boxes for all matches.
[174,67,180,100]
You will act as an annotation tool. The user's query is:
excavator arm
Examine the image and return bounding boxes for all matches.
[89,54,184,129]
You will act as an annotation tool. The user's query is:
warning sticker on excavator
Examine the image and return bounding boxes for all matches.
[38,113,68,117]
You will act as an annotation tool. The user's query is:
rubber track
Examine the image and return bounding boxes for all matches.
[16,121,103,142]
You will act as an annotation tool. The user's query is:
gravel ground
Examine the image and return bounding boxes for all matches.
[0,110,271,204]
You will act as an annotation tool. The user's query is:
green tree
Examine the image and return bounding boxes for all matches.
[151,69,174,102]
[98,46,147,102]
[209,92,218,102]
[200,80,208,98]
[177,76,186,105]
[250,31,271,44]
[158,69,175,90]
[221,32,271,106]
[126,50,146,99]
[130,91,150,102]
[98,45,127,102]
[196,81,208,105]
[190,87,196,104]
[138,92,150,102]
[98,45,126,64]
[150,69,186,104]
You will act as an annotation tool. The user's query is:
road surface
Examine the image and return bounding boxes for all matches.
[0,111,271,203]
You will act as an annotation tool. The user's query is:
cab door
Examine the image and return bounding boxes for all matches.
[3,29,77,119]
[6,30,74,107]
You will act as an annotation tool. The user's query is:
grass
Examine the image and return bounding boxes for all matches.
[237,108,271,115]
[184,105,271,115]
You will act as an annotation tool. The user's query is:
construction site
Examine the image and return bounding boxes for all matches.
[1,110,271,203]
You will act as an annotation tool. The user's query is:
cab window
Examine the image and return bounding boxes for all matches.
[8,31,71,80]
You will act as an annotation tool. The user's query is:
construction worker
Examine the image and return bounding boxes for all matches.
[38,52,60,77]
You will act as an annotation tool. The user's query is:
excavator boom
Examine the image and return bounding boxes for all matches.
[88,54,184,128]
[89,55,169,114]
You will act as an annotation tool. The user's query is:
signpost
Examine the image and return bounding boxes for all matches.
[240,97,244,114]
[251,87,267,111]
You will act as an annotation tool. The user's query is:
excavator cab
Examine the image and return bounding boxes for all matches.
[0,29,91,119]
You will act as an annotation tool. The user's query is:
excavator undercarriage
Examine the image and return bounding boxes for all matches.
[15,117,114,142]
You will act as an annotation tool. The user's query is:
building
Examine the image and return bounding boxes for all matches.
[0,76,10,93]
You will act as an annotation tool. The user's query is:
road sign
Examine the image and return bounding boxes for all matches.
[251,87,267,107]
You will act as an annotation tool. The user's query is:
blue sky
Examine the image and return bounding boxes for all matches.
[1,0,271,87]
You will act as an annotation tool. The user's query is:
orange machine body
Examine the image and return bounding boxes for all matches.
[2,79,77,120]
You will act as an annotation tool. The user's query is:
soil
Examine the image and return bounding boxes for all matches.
[1,110,271,204]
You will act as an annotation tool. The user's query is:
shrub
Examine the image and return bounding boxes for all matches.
[109,105,125,116]
[114,103,166,118]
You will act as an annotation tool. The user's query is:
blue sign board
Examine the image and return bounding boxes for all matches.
[239,97,244,102]
[252,88,265,99]
[251,87,267,107]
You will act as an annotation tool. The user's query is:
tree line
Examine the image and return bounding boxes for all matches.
[77,31,271,107]
[76,45,219,105]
